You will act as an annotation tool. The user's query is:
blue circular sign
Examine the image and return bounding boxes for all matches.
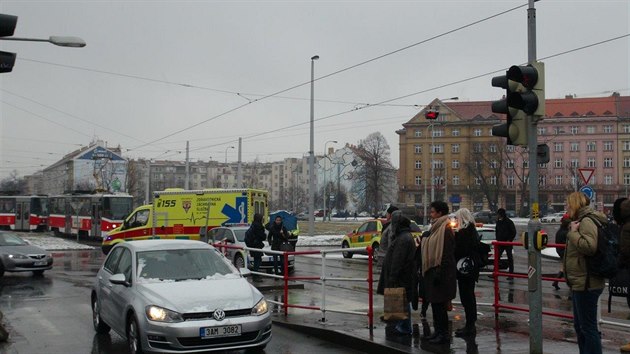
[580,186,594,200]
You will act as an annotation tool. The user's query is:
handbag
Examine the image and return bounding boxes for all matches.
[383,287,408,321]
[607,267,630,312]
[279,241,294,252]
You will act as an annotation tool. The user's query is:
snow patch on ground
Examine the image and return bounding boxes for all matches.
[296,235,344,247]
[21,235,95,251]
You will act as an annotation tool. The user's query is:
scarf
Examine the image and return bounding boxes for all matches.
[421,215,448,276]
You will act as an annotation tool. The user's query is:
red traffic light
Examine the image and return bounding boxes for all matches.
[425,110,439,120]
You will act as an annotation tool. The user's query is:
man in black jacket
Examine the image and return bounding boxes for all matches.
[495,208,516,279]
[246,213,267,282]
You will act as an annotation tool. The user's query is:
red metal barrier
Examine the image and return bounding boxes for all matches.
[491,240,572,320]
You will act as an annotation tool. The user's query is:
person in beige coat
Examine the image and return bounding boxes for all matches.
[564,191,607,354]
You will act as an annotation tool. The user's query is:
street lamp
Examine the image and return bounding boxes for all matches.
[308,55,319,236]
[224,146,235,164]
[323,140,337,222]
[0,35,86,47]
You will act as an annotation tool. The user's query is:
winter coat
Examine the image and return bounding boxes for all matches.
[563,207,607,291]
[265,222,289,250]
[618,199,630,269]
[454,223,481,281]
[376,220,393,264]
[248,221,267,249]
[496,217,516,243]
[423,226,457,304]
[376,224,419,311]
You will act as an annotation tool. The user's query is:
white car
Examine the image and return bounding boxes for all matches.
[541,212,565,223]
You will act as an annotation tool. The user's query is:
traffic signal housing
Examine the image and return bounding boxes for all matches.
[425,109,439,120]
[0,14,17,73]
[491,62,545,146]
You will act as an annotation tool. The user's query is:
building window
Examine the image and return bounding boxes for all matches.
[490,160,498,168]
[489,144,497,153]
[587,157,596,168]
[586,126,595,134]
[415,160,422,169]
[452,175,460,185]
[523,160,529,168]
[507,160,514,168]
[474,177,481,185]
[433,144,444,153]
[624,141,630,151]
[414,129,422,137]
[604,175,613,185]
[570,126,579,134]
[625,125,630,133]
[538,127,546,135]
[603,125,613,133]
[554,158,563,168]
[490,176,497,185]
[624,157,630,168]
[415,176,422,185]
[604,141,613,151]
[473,128,482,137]
[473,143,482,153]
[555,175,563,185]
[554,142,563,152]
[432,128,444,137]
[433,160,444,169]
[553,126,562,135]
[586,142,596,152]
[571,159,579,168]
[452,144,460,153]
[570,142,580,152]
[539,175,546,186]
[625,174,630,185]
[452,160,459,169]
[604,194,615,203]
[507,175,514,187]
[452,128,460,136]
[604,158,613,168]
[506,145,515,152]
[414,145,421,154]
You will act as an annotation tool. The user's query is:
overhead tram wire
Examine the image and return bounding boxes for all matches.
[18,4,526,152]
[1,101,92,138]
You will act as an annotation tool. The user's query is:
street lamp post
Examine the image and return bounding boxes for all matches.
[323,140,337,222]
[308,55,319,236]
[224,146,235,164]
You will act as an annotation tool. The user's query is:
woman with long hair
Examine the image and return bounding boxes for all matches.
[453,208,480,337]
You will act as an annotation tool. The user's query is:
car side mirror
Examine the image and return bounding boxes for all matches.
[110,273,130,287]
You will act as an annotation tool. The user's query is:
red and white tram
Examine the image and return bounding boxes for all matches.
[0,195,49,231]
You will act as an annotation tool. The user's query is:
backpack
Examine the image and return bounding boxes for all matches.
[245,227,256,247]
[581,215,619,279]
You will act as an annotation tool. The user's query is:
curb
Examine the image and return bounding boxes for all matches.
[271,319,407,354]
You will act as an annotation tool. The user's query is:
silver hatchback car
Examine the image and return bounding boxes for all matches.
[91,240,271,353]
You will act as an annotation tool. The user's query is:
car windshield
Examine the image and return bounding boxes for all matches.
[233,229,247,242]
[477,229,496,242]
[0,233,28,246]
[137,248,237,282]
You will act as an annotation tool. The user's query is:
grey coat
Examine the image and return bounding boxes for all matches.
[377,224,419,311]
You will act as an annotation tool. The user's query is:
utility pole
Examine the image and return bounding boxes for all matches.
[185,141,190,189]
[237,137,243,188]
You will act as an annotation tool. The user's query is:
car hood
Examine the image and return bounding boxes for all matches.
[0,245,49,256]
[136,276,262,313]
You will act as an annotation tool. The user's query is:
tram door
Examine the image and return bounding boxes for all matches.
[91,202,101,238]
[15,200,30,230]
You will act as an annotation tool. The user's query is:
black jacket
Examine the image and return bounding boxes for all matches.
[265,222,289,250]
[248,221,267,249]
[554,227,568,259]
[496,217,516,242]
[454,223,481,280]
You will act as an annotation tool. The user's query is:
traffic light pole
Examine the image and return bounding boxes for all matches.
[527,1,543,353]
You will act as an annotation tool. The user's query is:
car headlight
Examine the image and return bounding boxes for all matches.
[8,254,29,259]
[251,298,268,316]
[145,305,183,322]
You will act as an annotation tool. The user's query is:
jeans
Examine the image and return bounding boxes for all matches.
[272,254,284,274]
[251,250,262,273]
[385,302,412,335]
[571,287,603,354]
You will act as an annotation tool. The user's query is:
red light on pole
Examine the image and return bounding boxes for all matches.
[425,110,439,120]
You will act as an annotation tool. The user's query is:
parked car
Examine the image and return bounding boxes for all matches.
[91,240,271,353]
[476,226,509,270]
[473,210,497,224]
[341,218,422,260]
[208,226,295,273]
[541,212,566,223]
[0,231,53,277]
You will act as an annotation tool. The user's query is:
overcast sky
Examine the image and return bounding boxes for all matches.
[0,0,628,180]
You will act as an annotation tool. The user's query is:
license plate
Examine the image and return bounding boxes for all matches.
[199,325,241,338]
[33,261,47,266]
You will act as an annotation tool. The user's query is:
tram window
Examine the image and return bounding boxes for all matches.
[0,199,15,213]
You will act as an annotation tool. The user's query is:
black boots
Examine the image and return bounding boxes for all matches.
[552,271,564,290]
[454,324,476,337]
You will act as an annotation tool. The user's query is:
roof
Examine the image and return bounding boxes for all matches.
[119,239,210,252]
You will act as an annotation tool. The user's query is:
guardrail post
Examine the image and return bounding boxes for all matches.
[321,251,327,322]
[284,250,289,316]
[367,246,374,332]
[493,241,500,318]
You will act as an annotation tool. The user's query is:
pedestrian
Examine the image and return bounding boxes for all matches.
[564,191,607,354]
[613,197,630,353]
[552,213,570,290]
[495,208,517,280]
[377,211,418,337]
[417,230,431,318]
[354,211,358,220]
[421,201,456,344]
[246,213,267,282]
[453,208,481,337]
[376,205,399,266]
[265,215,289,275]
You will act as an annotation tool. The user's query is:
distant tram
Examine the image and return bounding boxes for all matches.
[0,195,49,231]
[48,193,133,239]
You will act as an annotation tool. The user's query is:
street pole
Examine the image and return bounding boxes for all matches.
[526,1,543,353]
[430,123,435,202]
[237,138,243,188]
[308,55,319,236]
[423,123,429,226]
[185,141,190,189]
[322,140,337,222]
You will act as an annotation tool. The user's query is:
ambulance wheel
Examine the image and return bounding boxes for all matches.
[342,241,353,258]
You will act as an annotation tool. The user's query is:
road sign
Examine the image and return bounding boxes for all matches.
[580,186,594,200]
[577,168,595,185]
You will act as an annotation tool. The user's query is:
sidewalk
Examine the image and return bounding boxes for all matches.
[270,300,625,353]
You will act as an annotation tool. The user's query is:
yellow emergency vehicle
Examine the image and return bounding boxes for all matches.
[101,188,268,254]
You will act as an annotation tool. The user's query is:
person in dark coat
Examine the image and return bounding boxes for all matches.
[552,213,570,290]
[495,208,517,278]
[265,215,289,275]
[453,208,481,337]
[613,197,630,353]
[421,201,456,344]
[376,211,418,336]
[377,205,399,265]
[247,213,267,282]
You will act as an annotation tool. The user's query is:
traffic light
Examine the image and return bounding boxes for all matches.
[0,14,17,73]
[491,62,545,145]
[425,106,439,120]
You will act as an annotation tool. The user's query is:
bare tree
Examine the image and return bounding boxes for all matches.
[350,132,396,215]
[466,141,505,211]
[0,171,26,195]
